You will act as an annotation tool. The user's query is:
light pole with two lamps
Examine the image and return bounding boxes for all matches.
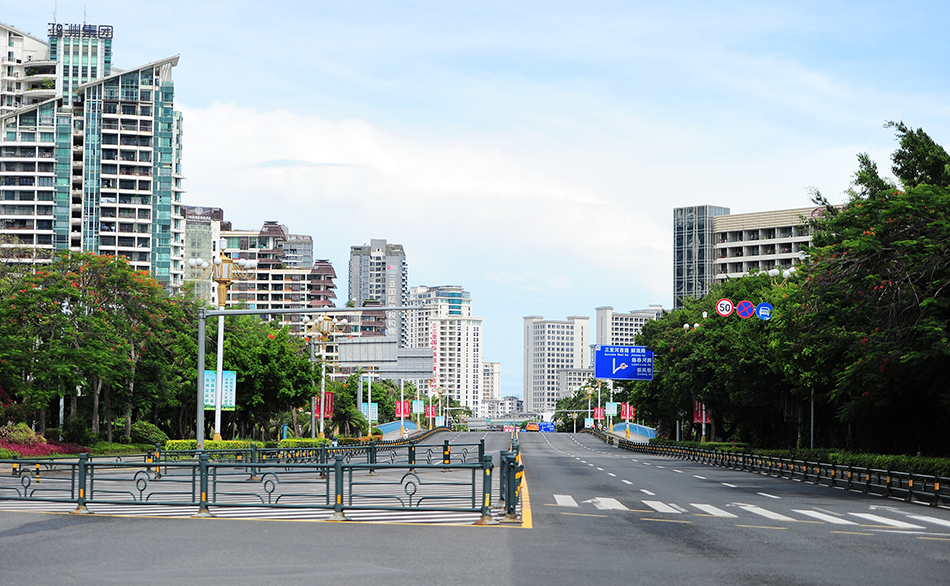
[305,315,348,439]
[187,239,257,442]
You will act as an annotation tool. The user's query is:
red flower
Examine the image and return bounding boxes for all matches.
[267,334,275,339]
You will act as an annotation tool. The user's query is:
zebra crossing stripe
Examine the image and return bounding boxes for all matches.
[908,515,950,528]
[691,504,737,517]
[586,497,628,511]
[553,494,579,507]
[738,504,795,521]
[848,513,925,529]
[793,510,857,525]
[642,500,679,514]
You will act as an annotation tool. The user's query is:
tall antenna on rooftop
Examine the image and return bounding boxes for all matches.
[53,2,57,22]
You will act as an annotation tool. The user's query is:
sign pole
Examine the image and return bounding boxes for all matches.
[400,379,405,436]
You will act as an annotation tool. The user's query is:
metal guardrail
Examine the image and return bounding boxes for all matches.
[0,436,503,524]
[498,430,524,523]
[582,432,946,508]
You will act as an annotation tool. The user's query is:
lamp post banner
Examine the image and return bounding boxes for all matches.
[395,400,410,418]
[412,400,425,414]
[203,370,236,410]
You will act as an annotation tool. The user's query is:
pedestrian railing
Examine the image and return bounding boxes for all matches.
[597,437,946,508]
[0,433,526,524]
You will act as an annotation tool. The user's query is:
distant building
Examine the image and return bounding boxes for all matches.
[673,205,730,308]
[482,361,502,412]
[594,306,664,346]
[408,285,483,413]
[557,367,594,402]
[348,238,409,346]
[675,205,821,307]
[0,21,185,290]
[523,315,589,414]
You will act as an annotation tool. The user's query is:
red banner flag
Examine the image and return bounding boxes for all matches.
[316,391,333,419]
[621,403,635,420]
[395,401,410,418]
[425,405,437,417]
[594,407,605,421]
[693,400,711,424]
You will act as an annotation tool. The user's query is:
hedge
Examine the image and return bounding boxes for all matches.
[279,438,330,449]
[647,440,950,477]
[164,439,265,451]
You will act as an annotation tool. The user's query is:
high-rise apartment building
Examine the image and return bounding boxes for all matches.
[0,21,184,290]
[348,239,408,345]
[408,285,483,413]
[711,207,816,281]
[595,305,664,346]
[523,315,589,414]
[674,205,822,307]
[673,205,730,308]
[482,361,501,409]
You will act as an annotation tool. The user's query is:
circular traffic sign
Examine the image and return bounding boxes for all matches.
[736,300,755,319]
[716,298,734,317]
[755,302,774,321]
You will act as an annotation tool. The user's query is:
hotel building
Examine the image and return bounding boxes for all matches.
[523,315,589,414]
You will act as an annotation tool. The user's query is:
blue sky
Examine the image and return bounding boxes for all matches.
[7,2,950,398]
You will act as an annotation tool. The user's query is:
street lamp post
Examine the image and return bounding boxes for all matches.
[187,239,256,442]
[305,316,347,439]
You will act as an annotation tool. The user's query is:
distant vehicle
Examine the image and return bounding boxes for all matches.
[525,422,540,432]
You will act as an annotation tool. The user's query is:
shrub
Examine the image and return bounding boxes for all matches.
[0,448,15,459]
[164,439,265,451]
[64,421,98,447]
[279,438,329,449]
[0,423,46,445]
[44,427,62,442]
[130,421,169,445]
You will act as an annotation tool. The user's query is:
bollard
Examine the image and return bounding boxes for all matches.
[906,468,915,503]
[152,443,163,479]
[70,453,91,514]
[408,441,416,471]
[498,450,510,505]
[479,439,485,462]
[503,457,524,523]
[329,454,349,521]
[11,454,17,476]
[884,468,892,498]
[474,454,498,525]
[193,453,214,517]
[368,442,378,476]
[35,463,40,483]
[933,472,942,508]
[248,444,260,481]
[442,440,451,472]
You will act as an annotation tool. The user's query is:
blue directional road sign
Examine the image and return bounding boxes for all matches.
[756,302,774,321]
[594,345,654,381]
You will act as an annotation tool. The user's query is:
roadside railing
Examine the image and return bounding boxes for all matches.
[603,438,946,508]
[498,430,524,523]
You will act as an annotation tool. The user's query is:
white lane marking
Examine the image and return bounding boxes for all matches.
[585,497,629,511]
[596,467,604,471]
[656,465,665,469]
[738,504,796,521]
[553,494,579,507]
[694,475,706,480]
[643,500,680,514]
[908,515,950,528]
[849,513,925,529]
[622,480,633,485]
[640,489,656,496]
[793,510,857,525]
[721,483,737,488]
[588,463,595,467]
[757,492,780,499]
[673,470,684,474]
[607,473,616,477]
[691,504,737,517]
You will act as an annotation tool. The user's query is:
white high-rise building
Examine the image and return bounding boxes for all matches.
[523,315,589,415]
[482,361,501,406]
[408,285,483,413]
[0,21,185,291]
[595,305,664,346]
[348,239,409,345]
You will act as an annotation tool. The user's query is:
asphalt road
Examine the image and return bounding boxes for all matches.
[1,431,948,586]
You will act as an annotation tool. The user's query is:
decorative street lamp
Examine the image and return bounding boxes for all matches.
[304,315,347,439]
[187,238,257,442]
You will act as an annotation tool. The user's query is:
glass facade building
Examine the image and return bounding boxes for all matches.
[673,205,729,308]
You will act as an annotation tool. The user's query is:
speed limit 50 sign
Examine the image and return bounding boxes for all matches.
[716,298,734,317]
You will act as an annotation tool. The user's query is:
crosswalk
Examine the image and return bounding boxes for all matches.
[549,493,950,532]
[0,499,507,525]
